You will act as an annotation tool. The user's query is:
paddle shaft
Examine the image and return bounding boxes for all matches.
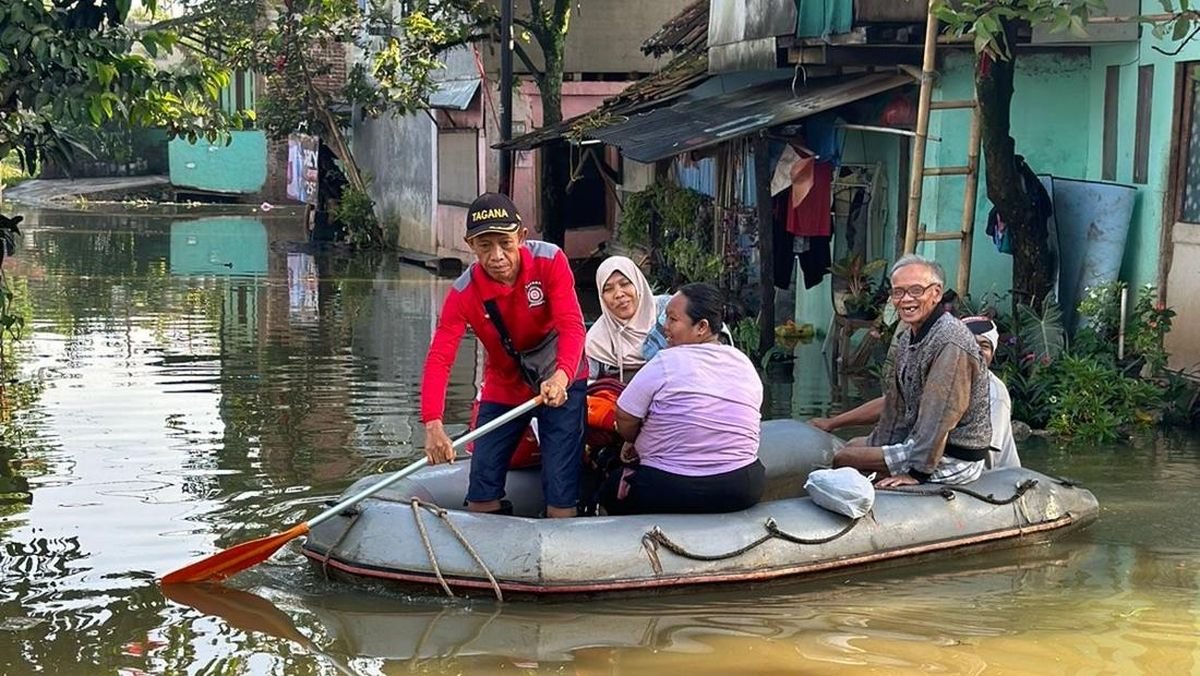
[304,396,542,531]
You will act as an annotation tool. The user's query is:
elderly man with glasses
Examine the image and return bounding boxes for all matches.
[831,254,992,487]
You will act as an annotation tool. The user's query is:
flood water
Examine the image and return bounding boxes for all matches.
[0,207,1198,674]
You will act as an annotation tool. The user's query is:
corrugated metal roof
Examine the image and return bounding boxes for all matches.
[588,72,914,163]
[429,78,481,110]
[641,0,708,57]
[495,53,709,151]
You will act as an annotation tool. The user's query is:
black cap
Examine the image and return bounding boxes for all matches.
[465,192,522,239]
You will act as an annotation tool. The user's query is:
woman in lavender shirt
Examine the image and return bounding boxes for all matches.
[602,283,765,515]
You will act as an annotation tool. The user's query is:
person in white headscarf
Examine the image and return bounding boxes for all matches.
[585,256,669,383]
[962,316,1021,469]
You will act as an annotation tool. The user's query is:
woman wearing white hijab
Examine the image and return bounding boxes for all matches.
[585,256,669,382]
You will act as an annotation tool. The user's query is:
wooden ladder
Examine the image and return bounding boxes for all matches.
[902,0,983,296]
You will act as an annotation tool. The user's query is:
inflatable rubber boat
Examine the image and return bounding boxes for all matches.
[301,420,1098,597]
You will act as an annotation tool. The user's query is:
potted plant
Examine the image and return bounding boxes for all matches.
[832,253,887,320]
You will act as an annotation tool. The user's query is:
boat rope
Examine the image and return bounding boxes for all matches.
[642,515,862,564]
[411,499,454,598]
[876,478,1039,505]
[319,508,363,581]
[1052,475,1083,488]
[410,499,504,602]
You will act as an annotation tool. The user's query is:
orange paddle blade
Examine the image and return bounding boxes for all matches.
[160,523,310,585]
[160,583,312,645]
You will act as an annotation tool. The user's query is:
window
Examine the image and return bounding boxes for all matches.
[1175,64,1200,223]
[1134,65,1154,185]
[1102,65,1120,181]
[438,129,479,206]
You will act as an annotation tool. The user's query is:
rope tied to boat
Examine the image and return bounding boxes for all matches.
[411,499,454,597]
[409,499,504,602]
[642,515,863,565]
[877,478,1039,505]
[319,507,363,581]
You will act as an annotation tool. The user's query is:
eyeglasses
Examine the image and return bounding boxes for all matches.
[890,283,940,300]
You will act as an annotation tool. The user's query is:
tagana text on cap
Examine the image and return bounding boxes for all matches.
[466,193,522,239]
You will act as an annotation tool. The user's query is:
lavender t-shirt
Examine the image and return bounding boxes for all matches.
[617,343,763,477]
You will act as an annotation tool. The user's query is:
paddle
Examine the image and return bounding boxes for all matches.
[159,395,543,585]
[161,583,357,676]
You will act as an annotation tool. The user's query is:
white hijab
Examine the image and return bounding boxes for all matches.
[586,256,657,379]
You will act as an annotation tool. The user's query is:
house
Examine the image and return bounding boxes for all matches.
[501,0,920,352]
[778,0,1200,373]
[351,0,694,262]
[504,0,1200,375]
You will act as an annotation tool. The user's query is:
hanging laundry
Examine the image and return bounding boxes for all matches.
[803,114,843,165]
[986,210,1013,254]
[772,192,796,288]
[984,155,1053,256]
[771,146,801,196]
[786,161,834,238]
[795,235,832,289]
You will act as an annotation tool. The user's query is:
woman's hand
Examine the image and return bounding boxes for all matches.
[619,442,639,464]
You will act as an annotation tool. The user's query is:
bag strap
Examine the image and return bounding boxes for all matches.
[483,299,523,366]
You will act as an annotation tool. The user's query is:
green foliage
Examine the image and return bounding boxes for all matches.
[617,184,720,290]
[0,213,25,373]
[332,186,385,248]
[729,316,761,362]
[831,253,887,318]
[0,0,242,171]
[1016,294,1066,360]
[992,283,1195,442]
[932,0,1106,58]
[1075,282,1175,374]
[1,152,30,186]
[1041,355,1163,442]
[183,0,497,139]
[933,1,1200,61]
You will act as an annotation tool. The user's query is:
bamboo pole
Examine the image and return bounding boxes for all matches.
[903,0,941,254]
[957,97,983,295]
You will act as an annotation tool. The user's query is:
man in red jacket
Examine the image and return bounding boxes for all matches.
[421,193,588,518]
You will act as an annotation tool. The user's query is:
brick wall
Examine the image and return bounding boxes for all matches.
[260,42,349,202]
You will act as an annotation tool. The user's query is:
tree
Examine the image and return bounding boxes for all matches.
[181,0,575,244]
[932,1,1197,309]
[513,0,573,247]
[172,0,491,191]
[0,0,239,173]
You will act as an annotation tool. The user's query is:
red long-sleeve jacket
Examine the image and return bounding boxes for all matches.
[420,240,588,423]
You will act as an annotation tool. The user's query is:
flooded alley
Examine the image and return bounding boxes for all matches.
[0,210,1197,674]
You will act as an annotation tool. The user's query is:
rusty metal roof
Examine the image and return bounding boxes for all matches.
[588,72,915,163]
[495,52,710,152]
[428,78,481,110]
[641,0,708,57]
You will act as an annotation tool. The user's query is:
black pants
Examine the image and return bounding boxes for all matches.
[601,460,766,515]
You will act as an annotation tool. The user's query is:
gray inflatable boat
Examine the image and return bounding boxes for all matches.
[301,420,1098,597]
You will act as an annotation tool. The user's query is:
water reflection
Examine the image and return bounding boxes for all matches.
[0,207,1197,674]
[160,540,1200,674]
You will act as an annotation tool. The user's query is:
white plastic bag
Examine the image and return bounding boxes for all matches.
[804,467,875,519]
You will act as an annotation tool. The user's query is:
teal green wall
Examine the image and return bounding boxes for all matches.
[919,51,1094,300]
[1086,27,1200,291]
[168,217,269,277]
[796,0,852,39]
[924,17,1200,298]
[169,131,268,194]
[793,127,902,336]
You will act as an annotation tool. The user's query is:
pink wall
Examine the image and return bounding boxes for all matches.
[515,81,629,258]
[434,79,630,261]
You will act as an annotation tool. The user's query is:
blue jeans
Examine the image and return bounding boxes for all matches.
[466,380,586,510]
